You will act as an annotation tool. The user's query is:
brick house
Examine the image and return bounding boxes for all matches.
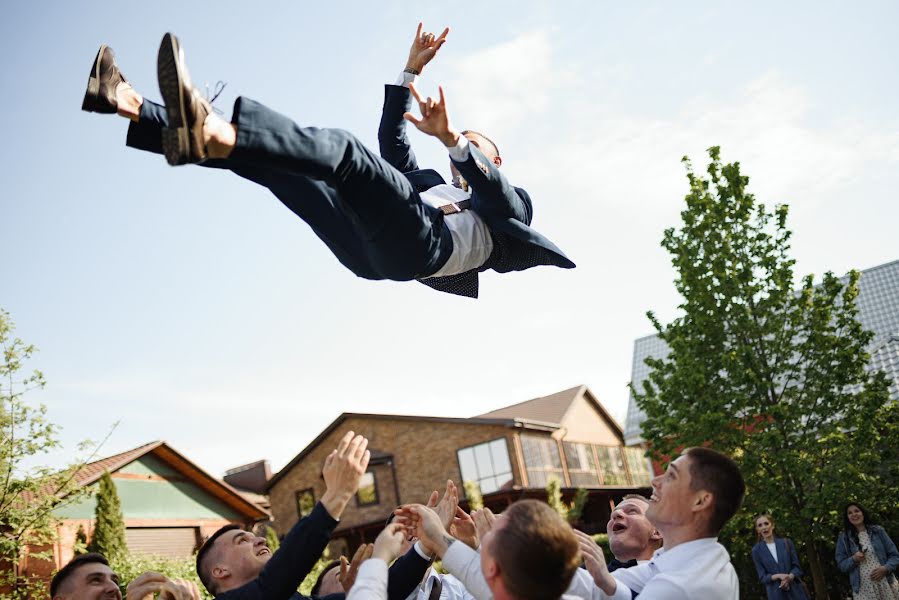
[266,385,653,555]
[17,441,270,584]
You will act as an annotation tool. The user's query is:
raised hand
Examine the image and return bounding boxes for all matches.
[394,504,455,559]
[372,523,410,563]
[161,578,202,600]
[406,22,450,74]
[450,506,479,550]
[404,83,460,148]
[574,530,617,596]
[339,543,373,592]
[321,431,371,519]
[433,480,459,530]
[126,571,168,600]
[472,507,496,541]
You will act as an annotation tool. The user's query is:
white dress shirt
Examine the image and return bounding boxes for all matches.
[392,71,494,277]
[444,537,737,600]
[567,538,740,600]
[347,559,390,600]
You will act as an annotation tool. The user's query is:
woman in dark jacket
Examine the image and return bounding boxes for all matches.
[751,513,809,600]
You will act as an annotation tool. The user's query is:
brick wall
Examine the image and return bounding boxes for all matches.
[269,417,519,537]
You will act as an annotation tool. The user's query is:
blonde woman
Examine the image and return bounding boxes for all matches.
[751,513,809,600]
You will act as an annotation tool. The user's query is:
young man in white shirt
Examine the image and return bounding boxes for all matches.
[574,447,746,600]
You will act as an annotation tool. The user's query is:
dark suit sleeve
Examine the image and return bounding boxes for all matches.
[235,502,338,600]
[751,544,773,585]
[385,546,431,600]
[786,539,804,579]
[451,144,533,226]
[378,85,419,173]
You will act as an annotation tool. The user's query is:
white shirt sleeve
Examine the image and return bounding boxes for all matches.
[347,559,390,600]
[447,135,471,163]
[565,568,632,600]
[441,542,494,600]
[631,575,690,600]
[394,71,420,88]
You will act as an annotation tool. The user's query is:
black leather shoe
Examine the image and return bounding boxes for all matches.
[82,44,129,114]
[157,33,211,165]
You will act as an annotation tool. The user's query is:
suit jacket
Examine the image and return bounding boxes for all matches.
[218,502,429,600]
[751,538,808,600]
[378,84,574,297]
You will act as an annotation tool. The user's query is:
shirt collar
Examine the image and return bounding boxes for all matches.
[649,538,719,572]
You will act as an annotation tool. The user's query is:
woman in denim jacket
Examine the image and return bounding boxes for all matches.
[835,503,899,599]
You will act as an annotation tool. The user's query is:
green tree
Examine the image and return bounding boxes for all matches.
[0,309,89,598]
[88,470,126,561]
[110,552,212,600]
[544,478,589,524]
[462,480,483,511]
[73,525,89,556]
[632,147,895,599]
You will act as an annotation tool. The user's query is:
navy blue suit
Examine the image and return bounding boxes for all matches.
[751,538,809,600]
[215,502,429,600]
[378,84,574,297]
[126,92,571,296]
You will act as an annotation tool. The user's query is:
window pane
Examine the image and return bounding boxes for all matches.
[522,437,541,468]
[474,443,492,477]
[528,469,547,488]
[457,438,514,497]
[596,446,627,485]
[458,447,478,483]
[625,447,652,486]
[490,439,511,475]
[480,476,499,494]
[564,442,581,470]
[357,472,378,505]
[547,440,563,469]
[296,489,315,518]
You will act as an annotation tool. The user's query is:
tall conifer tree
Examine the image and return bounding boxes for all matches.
[88,470,126,560]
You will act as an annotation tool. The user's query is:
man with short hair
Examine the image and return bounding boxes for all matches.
[607,494,663,570]
[195,431,431,599]
[50,553,121,600]
[396,499,582,600]
[574,447,745,599]
[50,553,199,600]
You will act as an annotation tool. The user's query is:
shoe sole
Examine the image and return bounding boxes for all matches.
[157,33,190,166]
[81,44,109,113]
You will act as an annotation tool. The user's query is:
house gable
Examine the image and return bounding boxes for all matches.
[559,391,624,446]
[54,454,248,522]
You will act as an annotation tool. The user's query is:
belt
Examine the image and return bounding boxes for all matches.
[438,199,471,215]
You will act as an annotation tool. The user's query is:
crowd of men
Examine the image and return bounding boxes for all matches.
[49,431,745,600]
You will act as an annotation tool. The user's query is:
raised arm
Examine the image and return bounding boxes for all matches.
[253,432,370,600]
[403,83,532,225]
[378,23,449,172]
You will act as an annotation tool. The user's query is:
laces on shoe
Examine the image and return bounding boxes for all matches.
[204,81,228,115]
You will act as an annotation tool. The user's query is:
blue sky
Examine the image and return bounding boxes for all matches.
[3,2,897,477]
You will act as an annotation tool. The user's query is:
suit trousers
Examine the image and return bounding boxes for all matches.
[126,97,453,281]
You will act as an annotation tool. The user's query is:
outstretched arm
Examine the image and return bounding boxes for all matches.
[378,23,449,173]
[404,84,532,225]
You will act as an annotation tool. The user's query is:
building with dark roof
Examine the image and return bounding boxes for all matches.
[17,441,269,586]
[267,385,653,555]
[624,258,899,444]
